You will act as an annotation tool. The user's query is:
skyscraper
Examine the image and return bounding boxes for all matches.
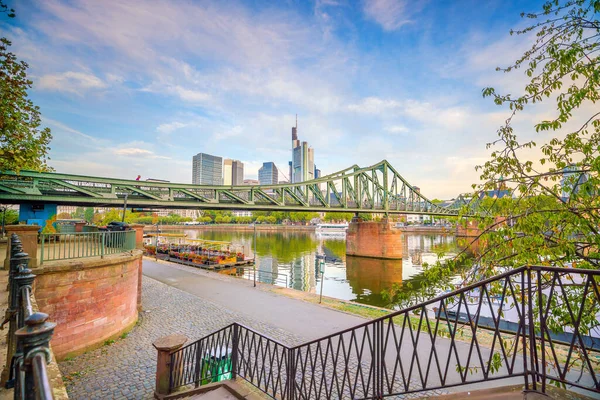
[223,159,244,186]
[290,116,314,183]
[258,162,279,185]
[192,153,222,185]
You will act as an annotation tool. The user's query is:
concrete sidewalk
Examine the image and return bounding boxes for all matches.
[142,259,368,341]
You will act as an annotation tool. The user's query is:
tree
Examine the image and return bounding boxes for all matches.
[2,207,18,225]
[84,207,94,223]
[440,1,600,385]
[56,212,72,220]
[471,0,600,272]
[73,207,85,219]
[0,3,52,172]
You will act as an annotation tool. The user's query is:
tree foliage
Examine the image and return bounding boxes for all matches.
[0,3,52,172]
[470,0,600,273]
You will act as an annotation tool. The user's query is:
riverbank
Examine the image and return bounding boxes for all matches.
[143,223,315,232]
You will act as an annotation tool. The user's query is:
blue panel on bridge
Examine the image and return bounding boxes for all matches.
[19,203,58,230]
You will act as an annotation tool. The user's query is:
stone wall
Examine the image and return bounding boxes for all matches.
[32,250,143,359]
[346,219,403,259]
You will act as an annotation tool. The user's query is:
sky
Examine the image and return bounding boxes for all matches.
[1,0,562,199]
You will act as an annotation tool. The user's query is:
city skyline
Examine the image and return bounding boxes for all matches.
[2,0,579,198]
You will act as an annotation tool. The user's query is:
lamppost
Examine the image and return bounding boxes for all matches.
[253,222,256,287]
[0,206,6,238]
[122,194,128,223]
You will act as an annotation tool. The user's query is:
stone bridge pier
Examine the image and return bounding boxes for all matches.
[346,216,403,259]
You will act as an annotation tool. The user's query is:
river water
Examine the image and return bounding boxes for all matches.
[168,229,459,309]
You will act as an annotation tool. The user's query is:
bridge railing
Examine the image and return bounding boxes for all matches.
[164,265,600,399]
[4,234,56,399]
[40,230,136,264]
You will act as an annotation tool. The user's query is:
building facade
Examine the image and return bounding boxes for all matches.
[290,118,315,183]
[223,159,244,186]
[258,162,279,185]
[192,153,222,185]
[243,179,259,185]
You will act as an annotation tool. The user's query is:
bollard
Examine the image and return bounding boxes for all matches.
[14,312,56,400]
[1,248,31,387]
[153,334,187,398]
[14,263,36,329]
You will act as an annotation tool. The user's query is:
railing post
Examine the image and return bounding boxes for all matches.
[521,269,529,391]
[14,312,56,400]
[153,334,187,397]
[526,267,538,391]
[372,319,383,399]
[101,232,105,259]
[536,269,547,393]
[231,324,239,379]
[3,249,31,388]
[287,347,295,400]
[40,234,44,266]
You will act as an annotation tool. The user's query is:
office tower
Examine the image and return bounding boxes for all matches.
[192,153,222,185]
[258,162,279,185]
[290,116,314,183]
[223,159,244,186]
[314,166,321,179]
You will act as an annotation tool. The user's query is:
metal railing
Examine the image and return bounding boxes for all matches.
[3,234,56,399]
[40,230,136,264]
[239,269,289,288]
[167,265,600,399]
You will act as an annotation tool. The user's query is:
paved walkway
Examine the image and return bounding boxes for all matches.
[142,259,368,339]
[58,260,369,399]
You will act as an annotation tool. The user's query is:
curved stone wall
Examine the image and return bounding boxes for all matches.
[32,250,143,360]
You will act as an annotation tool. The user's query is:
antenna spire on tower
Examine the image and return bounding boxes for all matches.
[296,114,298,129]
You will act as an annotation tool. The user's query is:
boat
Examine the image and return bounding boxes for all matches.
[316,223,349,236]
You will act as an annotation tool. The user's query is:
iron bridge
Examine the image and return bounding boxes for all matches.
[0,160,468,215]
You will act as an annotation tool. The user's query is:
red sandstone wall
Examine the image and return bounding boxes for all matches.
[346,220,403,259]
[33,254,142,359]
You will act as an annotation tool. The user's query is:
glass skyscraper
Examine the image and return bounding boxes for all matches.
[192,153,222,185]
[258,162,279,185]
[290,117,314,183]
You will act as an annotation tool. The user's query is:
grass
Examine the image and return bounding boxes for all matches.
[103,339,115,346]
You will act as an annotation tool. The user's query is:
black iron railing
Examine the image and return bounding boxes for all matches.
[2,234,56,400]
[167,265,600,399]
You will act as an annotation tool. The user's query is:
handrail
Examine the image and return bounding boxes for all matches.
[4,233,56,400]
[40,229,136,264]
[166,264,600,399]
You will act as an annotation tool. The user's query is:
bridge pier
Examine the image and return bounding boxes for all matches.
[346,216,403,259]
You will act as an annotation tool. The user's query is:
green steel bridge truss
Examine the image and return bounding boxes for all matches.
[0,160,468,216]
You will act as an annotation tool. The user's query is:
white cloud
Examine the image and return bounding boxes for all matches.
[37,71,106,94]
[114,148,153,156]
[171,86,211,103]
[385,125,409,134]
[156,121,188,134]
[363,0,412,31]
[43,118,99,141]
[347,97,402,113]
[113,148,170,159]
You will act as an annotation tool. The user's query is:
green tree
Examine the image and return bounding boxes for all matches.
[324,212,354,222]
[73,207,85,219]
[84,207,94,223]
[0,3,52,172]
[436,1,600,383]
[2,207,18,225]
[473,0,600,272]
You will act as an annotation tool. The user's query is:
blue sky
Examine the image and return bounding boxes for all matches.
[2,0,556,198]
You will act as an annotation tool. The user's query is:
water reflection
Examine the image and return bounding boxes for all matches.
[169,229,459,309]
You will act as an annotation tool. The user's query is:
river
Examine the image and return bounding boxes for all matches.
[165,229,459,309]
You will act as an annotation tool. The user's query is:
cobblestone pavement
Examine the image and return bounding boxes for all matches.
[59,262,445,400]
[59,276,305,400]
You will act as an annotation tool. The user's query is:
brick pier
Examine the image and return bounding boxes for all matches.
[346,217,403,259]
